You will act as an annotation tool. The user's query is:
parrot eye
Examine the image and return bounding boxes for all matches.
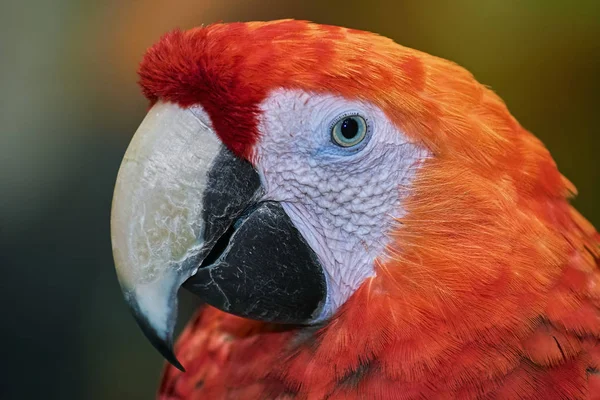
[331,114,368,148]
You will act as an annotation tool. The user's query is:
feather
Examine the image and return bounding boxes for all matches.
[140,20,600,399]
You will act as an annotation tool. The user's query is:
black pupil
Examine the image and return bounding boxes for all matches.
[340,118,359,139]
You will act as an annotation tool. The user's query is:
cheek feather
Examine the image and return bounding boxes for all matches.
[253,89,429,317]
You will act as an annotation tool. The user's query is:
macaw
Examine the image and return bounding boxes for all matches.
[110,20,600,399]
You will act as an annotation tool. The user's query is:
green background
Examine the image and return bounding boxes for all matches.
[1,1,598,398]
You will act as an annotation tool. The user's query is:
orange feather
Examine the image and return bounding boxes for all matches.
[138,20,600,399]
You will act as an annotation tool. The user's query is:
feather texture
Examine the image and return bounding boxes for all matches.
[138,20,600,399]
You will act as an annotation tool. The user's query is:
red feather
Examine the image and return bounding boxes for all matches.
[136,20,600,399]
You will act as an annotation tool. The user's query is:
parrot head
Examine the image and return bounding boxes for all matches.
[111,20,597,375]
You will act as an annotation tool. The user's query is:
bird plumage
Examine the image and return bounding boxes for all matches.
[136,20,600,399]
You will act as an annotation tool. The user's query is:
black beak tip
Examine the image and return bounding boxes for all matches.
[135,316,186,372]
[124,291,186,372]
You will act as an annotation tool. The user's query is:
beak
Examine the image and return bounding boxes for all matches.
[111,101,326,370]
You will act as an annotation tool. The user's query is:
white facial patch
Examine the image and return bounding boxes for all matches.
[253,89,429,320]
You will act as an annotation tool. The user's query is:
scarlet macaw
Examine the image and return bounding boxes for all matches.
[111,20,600,399]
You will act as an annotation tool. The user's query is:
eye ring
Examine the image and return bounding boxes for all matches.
[331,114,368,148]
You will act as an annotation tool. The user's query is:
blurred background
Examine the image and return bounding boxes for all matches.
[0,0,598,398]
